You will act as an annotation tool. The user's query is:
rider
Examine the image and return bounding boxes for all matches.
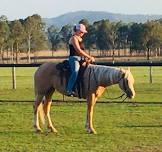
[66,23,95,96]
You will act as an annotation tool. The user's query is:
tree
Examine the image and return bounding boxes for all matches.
[59,24,72,50]
[96,20,111,52]
[117,24,130,49]
[116,23,132,56]
[96,19,118,57]
[143,21,162,59]
[24,16,35,63]
[0,15,8,22]
[47,25,61,55]
[24,14,47,63]
[84,25,97,53]
[10,20,24,63]
[129,23,145,53]
[0,16,9,62]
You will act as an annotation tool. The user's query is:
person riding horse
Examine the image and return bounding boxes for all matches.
[33,24,135,134]
[66,24,95,96]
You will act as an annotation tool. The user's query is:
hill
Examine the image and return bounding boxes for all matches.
[43,11,162,28]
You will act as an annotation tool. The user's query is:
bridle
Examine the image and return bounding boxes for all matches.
[122,78,129,95]
[119,77,129,101]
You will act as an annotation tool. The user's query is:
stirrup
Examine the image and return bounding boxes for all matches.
[66,91,76,97]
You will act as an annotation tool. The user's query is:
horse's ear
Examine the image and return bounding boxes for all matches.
[120,68,125,73]
[120,68,126,78]
[127,67,130,72]
[122,72,125,78]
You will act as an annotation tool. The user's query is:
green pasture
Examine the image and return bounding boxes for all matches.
[0,103,162,152]
[0,66,162,152]
[0,66,162,102]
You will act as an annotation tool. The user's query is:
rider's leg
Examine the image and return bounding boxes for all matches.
[66,56,80,95]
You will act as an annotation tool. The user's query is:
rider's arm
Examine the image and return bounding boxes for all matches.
[71,36,92,59]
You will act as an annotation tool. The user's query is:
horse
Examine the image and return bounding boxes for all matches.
[33,62,135,134]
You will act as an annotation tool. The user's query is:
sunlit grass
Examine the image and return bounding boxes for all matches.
[0,103,162,152]
[0,66,162,102]
[0,67,162,151]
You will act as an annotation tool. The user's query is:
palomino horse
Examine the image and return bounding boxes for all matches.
[33,62,135,134]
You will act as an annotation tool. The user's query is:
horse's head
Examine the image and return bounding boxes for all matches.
[119,68,135,99]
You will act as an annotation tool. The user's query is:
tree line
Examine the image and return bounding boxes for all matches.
[48,18,162,60]
[0,14,47,63]
[1,14,162,63]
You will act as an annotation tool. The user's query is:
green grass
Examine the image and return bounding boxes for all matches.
[0,103,162,152]
[0,67,162,151]
[0,66,162,102]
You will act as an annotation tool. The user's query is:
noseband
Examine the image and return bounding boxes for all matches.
[120,73,133,100]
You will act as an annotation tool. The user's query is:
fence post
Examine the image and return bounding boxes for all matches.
[149,61,152,84]
[12,66,16,89]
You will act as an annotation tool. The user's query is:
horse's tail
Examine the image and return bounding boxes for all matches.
[34,69,45,125]
[38,102,45,125]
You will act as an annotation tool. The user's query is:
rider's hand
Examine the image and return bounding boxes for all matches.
[90,56,95,63]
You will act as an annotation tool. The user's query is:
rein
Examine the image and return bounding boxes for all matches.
[103,90,128,102]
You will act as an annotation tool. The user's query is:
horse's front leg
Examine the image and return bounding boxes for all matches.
[85,86,105,134]
[86,93,97,134]
[43,100,58,133]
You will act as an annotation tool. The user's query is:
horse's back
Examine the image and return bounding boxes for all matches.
[34,62,58,95]
[35,62,57,76]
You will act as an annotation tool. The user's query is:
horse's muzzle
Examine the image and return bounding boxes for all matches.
[127,90,135,99]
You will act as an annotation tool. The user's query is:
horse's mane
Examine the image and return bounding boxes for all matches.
[88,64,122,86]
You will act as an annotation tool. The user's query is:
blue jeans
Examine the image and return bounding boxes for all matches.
[66,56,81,93]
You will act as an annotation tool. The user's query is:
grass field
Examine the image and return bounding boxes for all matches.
[0,66,162,152]
[0,66,162,102]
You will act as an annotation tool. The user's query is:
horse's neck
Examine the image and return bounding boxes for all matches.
[90,65,121,87]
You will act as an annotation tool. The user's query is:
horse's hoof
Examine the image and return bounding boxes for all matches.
[34,125,43,133]
[48,126,58,133]
[51,128,58,133]
[35,129,43,133]
[87,129,97,134]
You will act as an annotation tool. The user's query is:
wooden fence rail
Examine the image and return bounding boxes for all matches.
[0,61,162,67]
[0,61,162,89]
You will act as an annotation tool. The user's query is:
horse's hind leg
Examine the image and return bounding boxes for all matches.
[33,94,44,133]
[43,90,58,133]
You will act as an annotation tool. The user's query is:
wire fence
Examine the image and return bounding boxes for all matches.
[0,61,162,103]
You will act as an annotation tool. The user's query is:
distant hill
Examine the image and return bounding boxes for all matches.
[43,11,162,28]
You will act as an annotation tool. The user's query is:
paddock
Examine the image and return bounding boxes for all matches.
[0,63,162,151]
[0,102,162,152]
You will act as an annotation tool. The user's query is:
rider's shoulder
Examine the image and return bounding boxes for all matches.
[73,35,82,42]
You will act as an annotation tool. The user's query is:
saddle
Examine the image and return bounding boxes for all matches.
[56,60,88,98]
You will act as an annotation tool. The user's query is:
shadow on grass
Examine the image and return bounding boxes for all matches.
[118,124,162,128]
[0,130,34,135]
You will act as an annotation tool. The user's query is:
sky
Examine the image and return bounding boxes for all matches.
[1,0,162,20]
